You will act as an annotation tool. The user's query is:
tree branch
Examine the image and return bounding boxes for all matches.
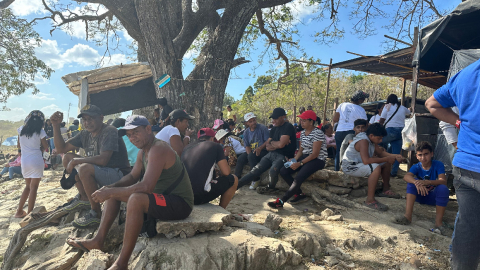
[259,0,294,9]
[0,0,15,9]
[232,57,251,68]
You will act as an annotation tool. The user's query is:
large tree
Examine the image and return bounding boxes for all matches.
[0,0,448,127]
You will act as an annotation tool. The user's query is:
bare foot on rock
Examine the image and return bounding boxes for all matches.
[14,210,27,218]
[107,263,127,270]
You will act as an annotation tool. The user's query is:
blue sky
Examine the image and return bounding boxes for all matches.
[1,0,460,122]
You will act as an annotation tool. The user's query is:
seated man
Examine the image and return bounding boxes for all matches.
[342,123,403,211]
[393,141,449,234]
[235,112,270,189]
[66,115,193,270]
[237,108,296,193]
[339,119,368,164]
[50,105,131,228]
[0,149,22,180]
[181,128,238,208]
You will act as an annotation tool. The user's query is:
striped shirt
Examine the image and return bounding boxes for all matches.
[300,128,327,160]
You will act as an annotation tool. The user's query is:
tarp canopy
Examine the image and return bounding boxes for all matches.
[2,136,18,146]
[331,47,446,89]
[447,49,480,80]
[414,0,480,77]
[62,62,162,115]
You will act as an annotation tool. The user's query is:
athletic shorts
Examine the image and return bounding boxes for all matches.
[194,174,235,205]
[342,162,384,177]
[93,165,124,187]
[147,193,192,220]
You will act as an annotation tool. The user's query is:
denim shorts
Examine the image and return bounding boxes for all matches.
[93,165,124,187]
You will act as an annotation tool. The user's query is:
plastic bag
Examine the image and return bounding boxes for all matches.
[402,115,417,151]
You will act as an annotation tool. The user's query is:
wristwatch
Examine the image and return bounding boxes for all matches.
[455,119,461,129]
[300,161,304,166]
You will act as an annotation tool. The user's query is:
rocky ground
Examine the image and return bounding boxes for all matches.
[0,162,458,270]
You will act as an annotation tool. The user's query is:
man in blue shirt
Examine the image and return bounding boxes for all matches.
[234,112,270,189]
[393,141,449,234]
[425,58,480,270]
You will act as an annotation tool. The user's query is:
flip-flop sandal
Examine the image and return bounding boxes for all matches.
[66,239,90,253]
[377,190,401,199]
[392,215,411,225]
[364,201,389,211]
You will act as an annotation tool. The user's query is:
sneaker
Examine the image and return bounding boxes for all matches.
[249,181,260,190]
[62,194,91,212]
[72,210,101,229]
[256,186,279,195]
[289,193,308,205]
[267,198,284,209]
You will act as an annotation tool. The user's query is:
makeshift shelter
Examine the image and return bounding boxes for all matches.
[62,62,161,116]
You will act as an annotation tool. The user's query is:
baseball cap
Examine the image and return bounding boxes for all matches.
[212,119,224,130]
[215,129,229,141]
[197,128,216,139]
[170,109,195,121]
[77,104,103,118]
[297,110,317,121]
[118,115,149,136]
[244,112,256,122]
[269,107,286,119]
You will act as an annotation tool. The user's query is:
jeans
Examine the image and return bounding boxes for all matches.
[234,149,268,178]
[237,151,286,189]
[279,155,325,202]
[334,130,355,171]
[0,166,22,179]
[49,138,55,153]
[451,166,480,270]
[381,127,403,176]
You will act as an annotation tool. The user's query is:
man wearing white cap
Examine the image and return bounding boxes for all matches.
[234,112,270,189]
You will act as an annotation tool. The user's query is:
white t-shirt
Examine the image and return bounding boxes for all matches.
[226,137,246,155]
[380,104,411,128]
[369,114,382,124]
[335,103,367,132]
[155,125,181,145]
[17,126,47,178]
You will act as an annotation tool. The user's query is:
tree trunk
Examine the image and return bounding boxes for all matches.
[133,0,260,130]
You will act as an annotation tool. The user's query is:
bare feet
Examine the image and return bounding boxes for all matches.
[107,263,127,270]
[14,210,27,218]
[66,237,103,252]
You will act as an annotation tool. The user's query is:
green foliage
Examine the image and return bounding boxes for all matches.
[0,9,53,103]
[223,93,236,107]
[0,120,24,138]
[350,74,366,84]
[254,76,273,91]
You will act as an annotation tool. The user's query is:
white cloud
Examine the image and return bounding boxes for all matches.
[122,29,134,42]
[29,93,55,100]
[286,0,319,24]
[9,0,46,16]
[40,104,65,117]
[1,107,27,121]
[35,39,129,70]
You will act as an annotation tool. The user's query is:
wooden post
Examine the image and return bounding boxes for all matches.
[293,105,297,124]
[78,77,88,114]
[408,27,420,170]
[323,58,333,124]
[401,78,407,106]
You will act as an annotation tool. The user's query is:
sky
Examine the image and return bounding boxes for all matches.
[1,0,460,123]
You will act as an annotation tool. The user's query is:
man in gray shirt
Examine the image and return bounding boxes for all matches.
[50,105,130,228]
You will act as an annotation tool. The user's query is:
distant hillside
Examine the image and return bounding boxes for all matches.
[0,120,24,140]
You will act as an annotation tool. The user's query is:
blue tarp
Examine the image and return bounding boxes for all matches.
[2,136,18,146]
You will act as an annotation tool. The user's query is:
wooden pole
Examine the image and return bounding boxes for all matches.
[401,78,407,106]
[408,27,420,170]
[323,58,333,123]
[384,35,413,47]
[333,98,339,111]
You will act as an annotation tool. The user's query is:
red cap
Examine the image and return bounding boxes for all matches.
[197,128,216,139]
[297,110,317,121]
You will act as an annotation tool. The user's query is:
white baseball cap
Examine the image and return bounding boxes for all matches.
[244,112,256,122]
[215,129,229,141]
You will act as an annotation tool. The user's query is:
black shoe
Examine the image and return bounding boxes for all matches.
[267,198,284,209]
[289,193,308,204]
[72,210,100,229]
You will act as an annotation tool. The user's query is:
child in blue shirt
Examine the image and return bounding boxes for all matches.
[393,141,449,234]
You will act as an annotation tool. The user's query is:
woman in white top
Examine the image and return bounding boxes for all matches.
[155,109,194,156]
[369,103,385,124]
[332,90,369,171]
[16,110,49,218]
[379,94,412,176]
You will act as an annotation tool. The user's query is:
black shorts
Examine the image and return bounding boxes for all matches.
[147,193,192,220]
[194,174,235,205]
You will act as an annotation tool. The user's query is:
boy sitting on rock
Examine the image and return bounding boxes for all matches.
[393,141,449,235]
[342,123,403,211]
[339,118,368,163]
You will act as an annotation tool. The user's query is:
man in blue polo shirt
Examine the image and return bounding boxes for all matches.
[425,58,480,270]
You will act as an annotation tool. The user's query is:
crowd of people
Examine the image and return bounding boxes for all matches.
[3,65,478,269]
